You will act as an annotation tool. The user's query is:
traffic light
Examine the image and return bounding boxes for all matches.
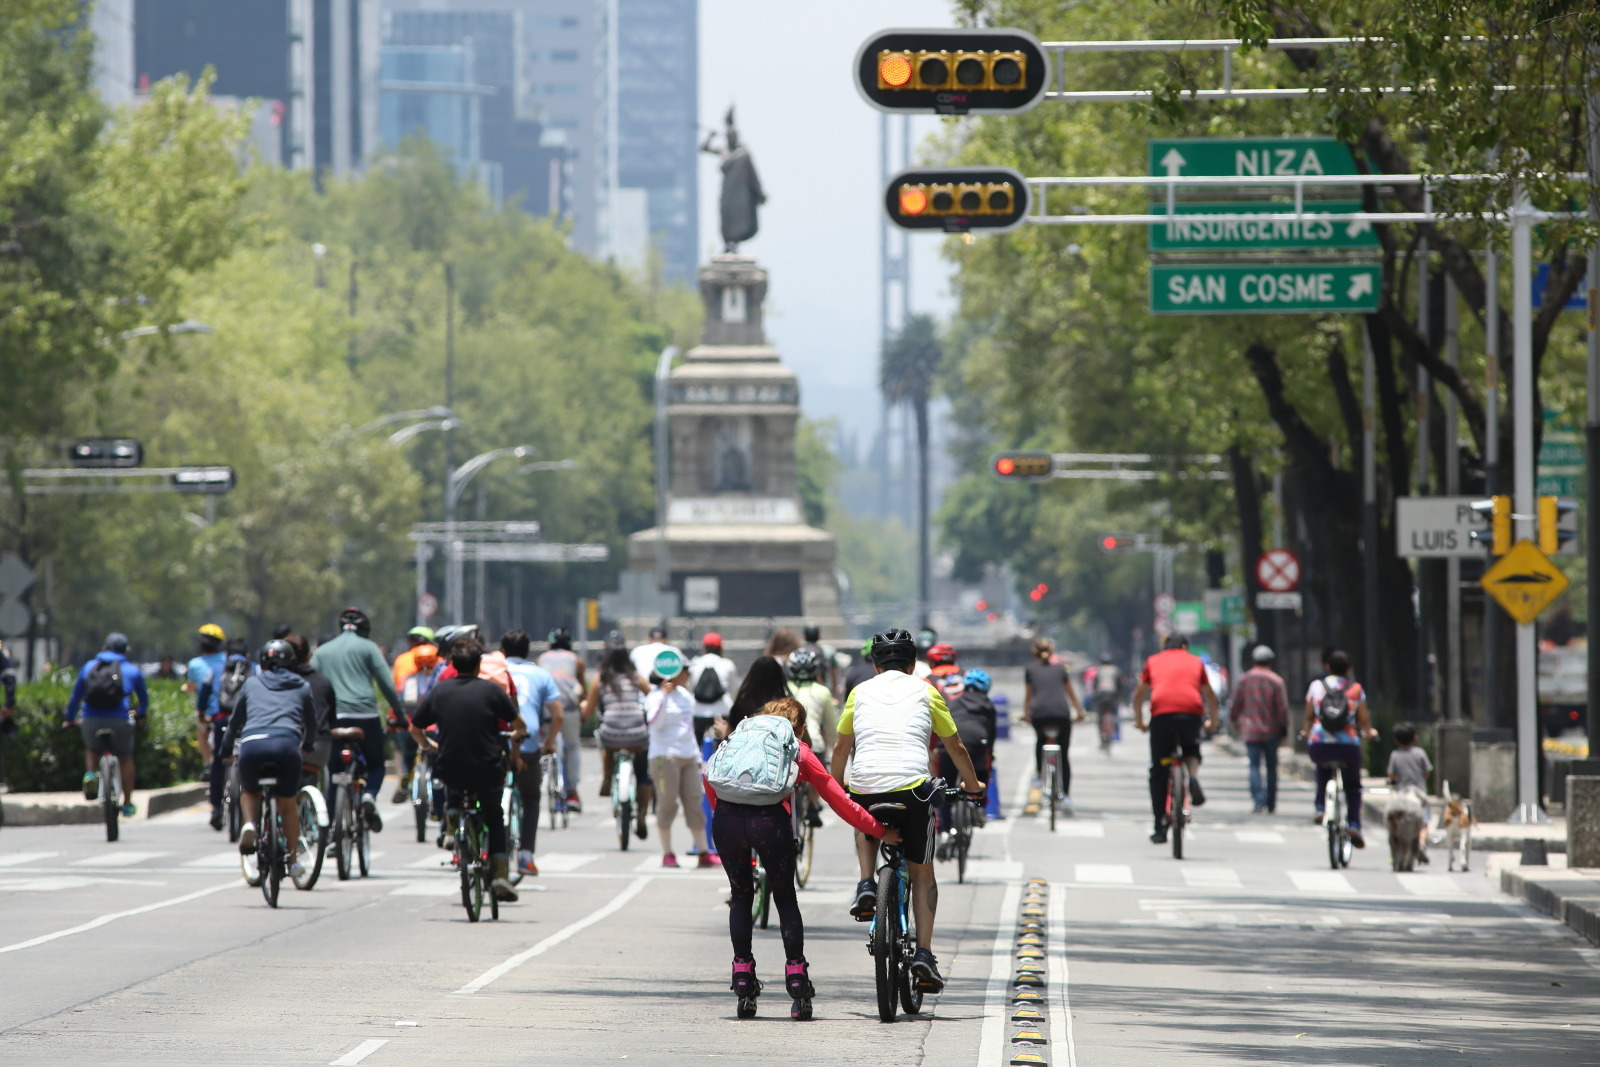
[889,167,1030,233]
[1028,583,1049,602]
[1100,533,1141,553]
[69,438,142,468]
[990,450,1054,481]
[856,29,1049,114]
[169,466,236,494]
[1538,495,1579,554]
[1469,496,1512,555]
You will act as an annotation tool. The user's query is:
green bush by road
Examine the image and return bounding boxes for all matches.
[1,680,203,793]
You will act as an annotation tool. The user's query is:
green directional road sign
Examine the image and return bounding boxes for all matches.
[1148,201,1379,252]
[1149,136,1361,180]
[1150,263,1381,315]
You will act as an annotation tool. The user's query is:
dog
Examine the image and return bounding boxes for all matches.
[1440,795,1474,872]
[1385,788,1427,872]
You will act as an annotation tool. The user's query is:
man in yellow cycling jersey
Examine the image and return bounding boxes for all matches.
[829,628,983,994]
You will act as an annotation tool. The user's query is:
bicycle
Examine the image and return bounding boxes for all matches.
[791,782,821,889]
[612,748,639,851]
[1097,701,1118,755]
[502,745,524,886]
[1038,724,1064,832]
[542,749,568,831]
[750,851,773,931]
[1159,750,1191,860]
[250,766,292,908]
[292,763,329,891]
[409,747,435,844]
[1320,761,1354,870]
[224,760,243,843]
[447,785,500,923]
[939,787,975,885]
[88,725,125,842]
[328,726,371,881]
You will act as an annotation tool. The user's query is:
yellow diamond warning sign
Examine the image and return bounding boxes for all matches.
[1481,539,1570,625]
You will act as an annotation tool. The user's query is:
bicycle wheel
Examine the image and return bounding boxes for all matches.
[1324,779,1342,870]
[618,799,633,851]
[504,786,524,886]
[261,816,281,908]
[898,919,924,1016]
[756,864,772,930]
[227,769,242,844]
[545,757,562,832]
[1046,754,1058,833]
[459,818,482,922]
[293,787,326,891]
[357,812,371,877]
[101,755,120,842]
[335,790,354,881]
[1170,764,1186,860]
[954,805,970,885]
[872,870,898,1022]
[485,826,500,921]
[795,802,816,889]
[411,762,430,843]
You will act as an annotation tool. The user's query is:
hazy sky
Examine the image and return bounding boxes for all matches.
[697,1,959,432]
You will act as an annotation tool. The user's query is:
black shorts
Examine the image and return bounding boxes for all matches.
[1149,713,1204,764]
[849,781,939,865]
[237,733,304,798]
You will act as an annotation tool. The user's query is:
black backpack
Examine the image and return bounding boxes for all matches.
[693,663,726,704]
[83,658,124,710]
[217,659,252,716]
[1315,677,1353,734]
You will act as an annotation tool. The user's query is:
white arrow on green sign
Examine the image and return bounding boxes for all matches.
[1149,137,1361,179]
[1150,263,1380,315]
[1149,201,1379,252]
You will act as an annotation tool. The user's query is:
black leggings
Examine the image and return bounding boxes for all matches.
[712,801,802,960]
[1033,718,1072,795]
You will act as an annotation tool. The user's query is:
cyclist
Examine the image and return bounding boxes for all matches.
[539,627,588,811]
[912,627,937,679]
[281,632,336,784]
[65,633,149,816]
[800,623,840,698]
[222,639,315,877]
[687,632,736,746]
[186,624,228,828]
[311,607,404,831]
[726,655,790,736]
[1090,652,1124,744]
[408,636,521,902]
[630,625,680,681]
[829,628,984,994]
[1300,649,1376,847]
[1022,637,1085,812]
[1132,634,1221,845]
[785,647,837,761]
[707,696,898,1010]
[926,643,962,700]
[390,626,436,803]
[645,650,714,868]
[841,640,875,701]
[584,641,653,840]
[502,629,563,876]
[937,668,997,848]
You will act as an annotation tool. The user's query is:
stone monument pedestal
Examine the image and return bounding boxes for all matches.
[621,255,843,656]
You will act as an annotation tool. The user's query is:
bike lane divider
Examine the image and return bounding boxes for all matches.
[452,875,653,995]
[0,879,236,955]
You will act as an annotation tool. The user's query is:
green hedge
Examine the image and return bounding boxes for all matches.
[0,679,204,793]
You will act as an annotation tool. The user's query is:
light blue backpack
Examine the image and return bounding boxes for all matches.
[706,714,800,804]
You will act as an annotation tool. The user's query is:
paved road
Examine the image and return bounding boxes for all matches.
[2,718,1597,1066]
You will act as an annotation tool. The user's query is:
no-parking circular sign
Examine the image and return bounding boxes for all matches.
[1255,548,1301,593]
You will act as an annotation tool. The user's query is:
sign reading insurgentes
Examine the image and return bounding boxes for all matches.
[1148,202,1378,252]
[1150,263,1380,315]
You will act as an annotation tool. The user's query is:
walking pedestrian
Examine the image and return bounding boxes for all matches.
[1229,645,1289,814]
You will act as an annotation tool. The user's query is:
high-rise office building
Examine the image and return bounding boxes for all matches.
[616,0,695,283]
[378,43,499,199]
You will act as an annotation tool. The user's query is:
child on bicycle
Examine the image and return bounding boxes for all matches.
[705,696,899,1018]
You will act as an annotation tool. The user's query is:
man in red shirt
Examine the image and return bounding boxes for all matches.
[1132,634,1220,843]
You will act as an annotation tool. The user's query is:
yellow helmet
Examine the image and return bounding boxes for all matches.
[198,623,225,641]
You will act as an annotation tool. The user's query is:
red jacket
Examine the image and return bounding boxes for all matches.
[705,740,888,838]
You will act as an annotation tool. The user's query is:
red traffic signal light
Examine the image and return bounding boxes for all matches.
[1100,533,1140,553]
[890,167,1029,233]
[857,29,1049,115]
[990,450,1054,481]
[975,599,988,612]
[1027,583,1049,602]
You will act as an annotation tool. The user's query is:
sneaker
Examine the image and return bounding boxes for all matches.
[239,822,258,854]
[209,806,224,831]
[1149,827,1168,844]
[1313,812,1325,825]
[850,878,876,920]
[662,853,679,868]
[82,772,98,801]
[360,794,383,832]
[288,858,307,879]
[1058,795,1074,815]
[390,775,410,804]
[518,855,540,876]
[635,820,648,841]
[806,807,823,828]
[565,792,583,813]
[1188,779,1206,807]
[910,948,945,992]
[697,852,720,869]
[1350,828,1366,849]
[1416,850,1430,865]
[121,802,136,818]
[440,834,456,851]
[492,877,519,902]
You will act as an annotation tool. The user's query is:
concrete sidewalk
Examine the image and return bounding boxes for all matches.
[1502,863,1600,947]
[1,782,207,826]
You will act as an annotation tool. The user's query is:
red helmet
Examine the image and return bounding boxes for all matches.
[702,632,723,650]
[927,642,958,667]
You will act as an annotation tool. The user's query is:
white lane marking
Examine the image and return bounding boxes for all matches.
[1235,830,1284,844]
[975,881,1022,1066]
[1048,883,1078,1067]
[406,855,453,870]
[454,876,652,994]
[1074,864,1132,885]
[1181,867,1242,889]
[633,855,672,873]
[0,876,165,892]
[1397,872,1467,897]
[389,881,460,897]
[0,880,235,955]
[1288,870,1356,894]
[1048,822,1105,838]
[184,851,246,869]
[69,851,168,868]
[329,1039,388,1066]
[964,860,1025,882]
[0,851,58,867]
[1010,758,1033,816]
[535,852,601,873]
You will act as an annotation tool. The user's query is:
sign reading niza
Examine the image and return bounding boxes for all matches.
[1150,263,1380,315]
[1148,202,1378,252]
[1148,137,1361,180]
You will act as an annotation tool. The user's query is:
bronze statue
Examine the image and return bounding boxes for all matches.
[701,106,765,252]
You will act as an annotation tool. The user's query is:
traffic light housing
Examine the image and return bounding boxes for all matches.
[889,167,1030,233]
[1538,495,1579,554]
[69,438,142,468]
[1100,533,1141,553]
[990,450,1054,482]
[1469,496,1512,555]
[857,29,1049,114]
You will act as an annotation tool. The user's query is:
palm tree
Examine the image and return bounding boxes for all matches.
[880,313,943,628]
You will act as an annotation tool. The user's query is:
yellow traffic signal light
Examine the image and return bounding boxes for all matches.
[1538,495,1579,554]
[1469,496,1512,555]
[991,451,1054,481]
[888,168,1029,233]
[856,30,1048,115]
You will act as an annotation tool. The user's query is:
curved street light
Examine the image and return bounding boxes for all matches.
[444,444,535,620]
[387,417,463,446]
[353,406,454,437]
[116,319,214,341]
[516,458,579,474]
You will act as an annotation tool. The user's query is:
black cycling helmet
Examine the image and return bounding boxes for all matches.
[604,629,627,650]
[434,623,479,656]
[915,627,937,653]
[338,607,371,638]
[870,628,918,666]
[259,639,296,670]
[548,626,573,650]
[786,647,822,682]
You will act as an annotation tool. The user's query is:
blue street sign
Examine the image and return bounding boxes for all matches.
[1532,262,1587,312]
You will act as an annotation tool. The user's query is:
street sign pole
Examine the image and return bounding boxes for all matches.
[1510,180,1546,824]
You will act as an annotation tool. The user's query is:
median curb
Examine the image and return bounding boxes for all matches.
[1,782,208,827]
[1501,865,1600,947]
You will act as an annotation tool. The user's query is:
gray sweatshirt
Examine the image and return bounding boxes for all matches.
[221,668,314,755]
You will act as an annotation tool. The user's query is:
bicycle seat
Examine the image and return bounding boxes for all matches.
[95,728,116,742]
[331,726,365,741]
[867,802,907,822]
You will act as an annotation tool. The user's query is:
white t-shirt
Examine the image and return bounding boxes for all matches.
[838,670,957,794]
[631,641,682,681]
[644,686,700,761]
[688,652,736,717]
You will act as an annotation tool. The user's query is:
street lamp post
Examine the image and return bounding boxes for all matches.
[445,445,535,622]
[654,346,678,623]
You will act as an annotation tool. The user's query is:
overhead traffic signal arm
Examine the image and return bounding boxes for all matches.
[889,167,1030,233]
[857,29,1048,115]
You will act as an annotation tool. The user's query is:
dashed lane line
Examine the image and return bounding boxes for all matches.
[329,1038,388,1066]
[0,880,236,955]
